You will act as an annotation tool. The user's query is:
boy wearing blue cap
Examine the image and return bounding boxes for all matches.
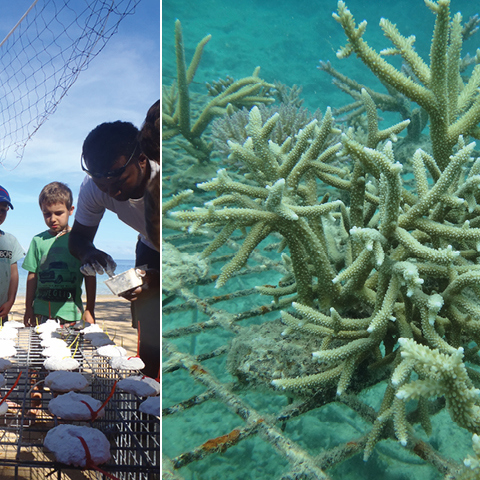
[0,186,24,320]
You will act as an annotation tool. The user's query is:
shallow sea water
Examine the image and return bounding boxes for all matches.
[162,0,480,478]
[16,257,134,297]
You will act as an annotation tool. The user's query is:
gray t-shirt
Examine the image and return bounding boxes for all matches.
[0,231,24,306]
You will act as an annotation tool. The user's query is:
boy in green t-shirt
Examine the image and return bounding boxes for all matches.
[23,182,95,327]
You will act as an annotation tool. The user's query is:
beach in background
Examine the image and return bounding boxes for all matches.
[16,258,135,297]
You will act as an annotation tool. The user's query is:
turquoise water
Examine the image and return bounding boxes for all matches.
[162,0,480,119]
[162,0,480,478]
[16,257,135,296]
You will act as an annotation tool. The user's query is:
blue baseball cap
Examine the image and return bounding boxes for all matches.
[0,186,13,209]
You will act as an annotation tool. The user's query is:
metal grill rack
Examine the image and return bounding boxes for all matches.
[0,325,159,480]
[162,228,471,480]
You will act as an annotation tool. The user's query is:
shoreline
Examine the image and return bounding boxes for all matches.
[12,293,127,301]
[9,294,138,357]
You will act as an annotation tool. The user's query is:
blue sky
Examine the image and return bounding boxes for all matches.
[0,0,159,260]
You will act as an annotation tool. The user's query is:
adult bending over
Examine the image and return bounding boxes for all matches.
[68,121,160,378]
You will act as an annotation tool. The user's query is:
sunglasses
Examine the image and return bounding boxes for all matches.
[81,145,137,179]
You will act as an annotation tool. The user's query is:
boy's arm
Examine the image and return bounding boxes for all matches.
[0,262,19,318]
[23,272,37,327]
[83,274,96,324]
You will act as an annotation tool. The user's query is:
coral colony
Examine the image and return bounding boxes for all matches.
[164,0,480,472]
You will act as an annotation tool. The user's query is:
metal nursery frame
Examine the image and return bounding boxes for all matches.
[162,227,469,480]
[0,325,159,480]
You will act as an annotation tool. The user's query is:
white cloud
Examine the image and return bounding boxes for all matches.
[0,0,159,260]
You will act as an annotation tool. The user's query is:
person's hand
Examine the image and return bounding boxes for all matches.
[23,306,35,327]
[83,310,95,324]
[120,269,159,301]
[0,300,14,319]
[79,248,117,277]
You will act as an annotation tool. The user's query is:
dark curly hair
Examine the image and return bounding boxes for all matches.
[82,121,139,173]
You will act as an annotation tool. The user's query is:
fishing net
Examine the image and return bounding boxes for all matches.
[0,0,140,169]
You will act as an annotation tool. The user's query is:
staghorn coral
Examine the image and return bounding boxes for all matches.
[211,103,323,168]
[162,188,195,232]
[319,6,480,144]
[165,0,480,466]
[273,0,480,459]
[392,338,480,442]
[318,59,412,125]
[319,59,431,150]
[333,0,480,170]
[171,104,348,306]
[463,433,480,479]
[162,20,274,164]
[272,81,305,108]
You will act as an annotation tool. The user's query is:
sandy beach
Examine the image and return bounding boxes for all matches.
[9,294,138,357]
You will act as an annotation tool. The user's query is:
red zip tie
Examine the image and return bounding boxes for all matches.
[97,380,117,416]
[76,435,92,464]
[76,435,120,480]
[79,400,95,419]
[79,381,117,422]
[0,372,22,406]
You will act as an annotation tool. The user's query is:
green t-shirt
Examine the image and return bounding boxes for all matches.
[22,231,84,322]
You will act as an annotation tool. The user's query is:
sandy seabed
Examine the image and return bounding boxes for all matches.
[9,295,138,357]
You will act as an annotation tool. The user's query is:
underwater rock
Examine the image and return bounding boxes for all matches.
[226,319,326,395]
[162,241,209,292]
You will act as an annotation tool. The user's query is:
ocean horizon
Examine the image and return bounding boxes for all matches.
[15,257,135,297]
